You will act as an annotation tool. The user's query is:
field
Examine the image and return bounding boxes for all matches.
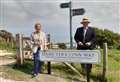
[0,49,120,82]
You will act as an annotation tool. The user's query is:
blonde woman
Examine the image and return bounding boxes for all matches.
[31,23,47,77]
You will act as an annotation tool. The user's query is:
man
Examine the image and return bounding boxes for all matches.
[31,22,48,77]
[74,17,96,74]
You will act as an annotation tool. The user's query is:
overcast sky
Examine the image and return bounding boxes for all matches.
[0,0,120,43]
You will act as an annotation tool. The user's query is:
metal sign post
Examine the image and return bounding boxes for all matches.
[69,1,73,49]
[60,1,85,49]
[60,1,73,49]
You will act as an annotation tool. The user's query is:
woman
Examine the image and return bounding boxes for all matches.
[31,22,47,77]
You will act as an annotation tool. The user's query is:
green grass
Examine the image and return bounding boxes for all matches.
[0,41,16,52]
[107,49,120,82]
[0,49,120,82]
[91,49,120,82]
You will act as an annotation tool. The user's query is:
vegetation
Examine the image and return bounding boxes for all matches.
[0,30,14,43]
[95,28,120,49]
[0,30,16,52]
[0,40,16,52]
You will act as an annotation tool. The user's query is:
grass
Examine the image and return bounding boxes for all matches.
[0,60,33,81]
[91,49,120,82]
[0,49,120,82]
[0,41,16,52]
[107,49,120,82]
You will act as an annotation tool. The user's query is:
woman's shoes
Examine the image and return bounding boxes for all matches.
[32,73,38,78]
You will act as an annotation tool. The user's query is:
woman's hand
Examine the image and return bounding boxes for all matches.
[42,46,48,52]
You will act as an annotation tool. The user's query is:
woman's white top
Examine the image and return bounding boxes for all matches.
[31,31,47,52]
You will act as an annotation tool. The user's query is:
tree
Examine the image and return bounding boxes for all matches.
[0,30,13,43]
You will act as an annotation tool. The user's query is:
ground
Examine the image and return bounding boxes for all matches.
[0,49,120,82]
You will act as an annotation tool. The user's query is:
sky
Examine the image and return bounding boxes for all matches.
[0,0,120,43]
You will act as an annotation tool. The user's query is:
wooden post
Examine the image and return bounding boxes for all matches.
[103,43,108,80]
[47,34,51,74]
[16,34,24,65]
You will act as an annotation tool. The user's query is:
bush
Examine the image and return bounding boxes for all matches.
[95,28,120,49]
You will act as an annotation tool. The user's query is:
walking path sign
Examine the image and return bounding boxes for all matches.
[40,50,101,64]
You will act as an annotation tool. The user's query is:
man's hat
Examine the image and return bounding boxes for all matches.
[81,17,90,24]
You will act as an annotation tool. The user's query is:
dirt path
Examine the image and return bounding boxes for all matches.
[0,50,19,82]
[0,50,13,56]
[0,57,16,66]
[0,50,70,82]
[0,49,16,66]
[0,77,25,82]
[0,74,70,82]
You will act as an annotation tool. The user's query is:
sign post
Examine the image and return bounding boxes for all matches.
[69,1,73,49]
[60,1,88,81]
[60,1,85,49]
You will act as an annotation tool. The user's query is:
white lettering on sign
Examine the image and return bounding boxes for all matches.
[40,50,101,64]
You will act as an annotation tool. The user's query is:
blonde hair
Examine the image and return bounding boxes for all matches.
[35,23,41,28]
[34,19,41,28]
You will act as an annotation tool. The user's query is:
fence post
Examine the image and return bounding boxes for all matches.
[16,34,24,65]
[47,34,51,74]
[103,43,108,80]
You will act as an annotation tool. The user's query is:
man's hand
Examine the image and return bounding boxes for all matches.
[78,42,84,46]
[85,42,91,46]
